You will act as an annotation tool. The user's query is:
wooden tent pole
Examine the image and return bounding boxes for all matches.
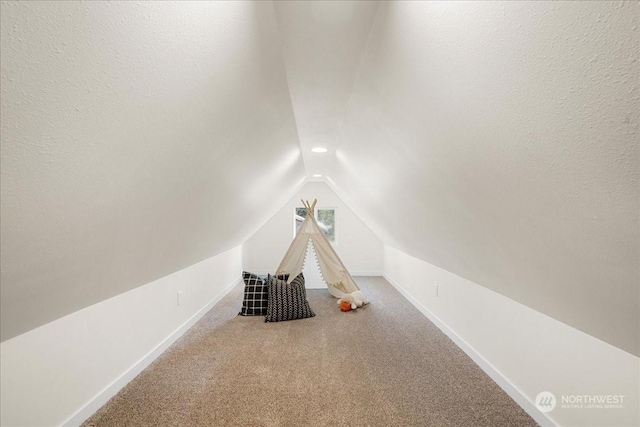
[300,199,318,217]
[301,199,312,217]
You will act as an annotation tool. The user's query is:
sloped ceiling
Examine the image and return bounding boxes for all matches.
[323,2,638,355]
[1,1,638,357]
[0,1,305,341]
[272,1,379,180]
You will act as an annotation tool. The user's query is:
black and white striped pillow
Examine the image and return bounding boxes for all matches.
[265,273,315,322]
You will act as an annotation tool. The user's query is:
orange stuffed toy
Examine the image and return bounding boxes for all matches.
[340,300,353,312]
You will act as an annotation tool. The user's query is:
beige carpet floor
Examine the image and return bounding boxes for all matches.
[83,276,537,427]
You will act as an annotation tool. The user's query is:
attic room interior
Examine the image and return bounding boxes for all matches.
[0,1,638,426]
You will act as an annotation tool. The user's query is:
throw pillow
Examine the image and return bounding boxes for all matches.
[265,273,315,322]
[238,271,268,316]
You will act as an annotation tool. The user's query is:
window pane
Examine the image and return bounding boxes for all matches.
[294,207,307,235]
[317,209,335,242]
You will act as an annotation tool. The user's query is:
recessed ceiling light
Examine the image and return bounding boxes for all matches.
[311,147,328,153]
[312,174,322,178]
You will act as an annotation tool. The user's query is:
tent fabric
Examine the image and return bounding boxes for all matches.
[276,200,360,298]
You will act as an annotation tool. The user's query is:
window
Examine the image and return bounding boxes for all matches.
[294,207,307,235]
[294,207,336,243]
[316,209,335,243]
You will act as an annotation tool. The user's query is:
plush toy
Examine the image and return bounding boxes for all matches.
[339,300,353,312]
[337,290,368,311]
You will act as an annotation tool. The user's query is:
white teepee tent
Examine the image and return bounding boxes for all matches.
[276,199,360,298]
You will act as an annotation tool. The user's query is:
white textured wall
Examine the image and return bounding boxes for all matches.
[384,246,639,427]
[329,1,639,355]
[0,246,242,427]
[0,1,304,341]
[243,182,383,280]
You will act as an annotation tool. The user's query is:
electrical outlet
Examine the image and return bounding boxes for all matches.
[177,291,183,306]
[434,284,439,297]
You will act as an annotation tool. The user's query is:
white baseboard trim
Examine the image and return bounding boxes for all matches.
[383,274,555,427]
[351,271,383,276]
[63,277,241,427]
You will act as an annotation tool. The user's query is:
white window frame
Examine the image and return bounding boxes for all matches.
[293,206,337,244]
